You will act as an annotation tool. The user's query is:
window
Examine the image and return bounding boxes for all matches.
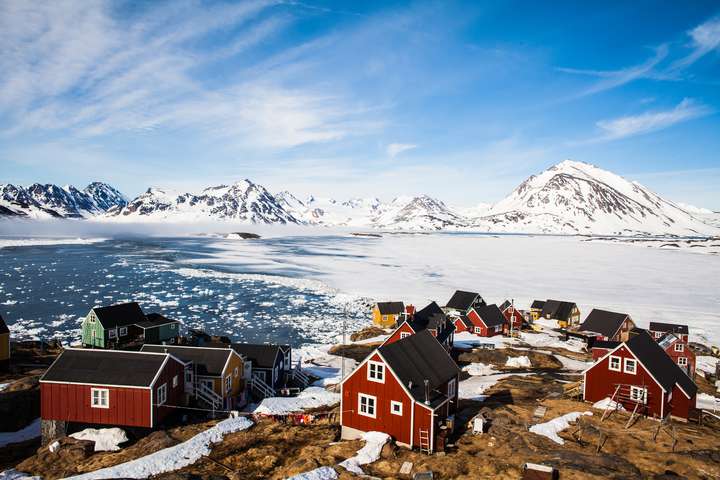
[119,327,128,336]
[170,323,176,330]
[225,375,232,393]
[474,327,481,334]
[400,332,410,339]
[629,386,647,404]
[157,384,167,405]
[89,313,96,323]
[674,343,684,352]
[185,371,193,383]
[624,358,637,375]
[234,367,239,378]
[390,400,403,416]
[678,357,688,366]
[172,375,179,388]
[358,393,376,418]
[108,329,116,339]
[367,361,385,383]
[91,388,109,408]
[448,378,457,398]
[382,315,388,322]
[608,356,621,372]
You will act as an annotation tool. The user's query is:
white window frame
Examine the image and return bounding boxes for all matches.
[358,393,376,418]
[225,375,232,393]
[678,357,688,366]
[367,361,385,383]
[172,375,179,388]
[234,366,239,378]
[674,343,684,352]
[157,383,167,405]
[629,386,647,404]
[448,378,457,398]
[390,400,403,416]
[89,313,96,324]
[170,323,176,330]
[474,326,481,334]
[107,329,116,339]
[623,358,637,375]
[608,355,621,372]
[91,388,109,409]
[119,326,128,336]
[400,332,410,339]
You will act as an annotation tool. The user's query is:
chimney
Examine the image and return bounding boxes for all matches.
[424,379,430,405]
[406,305,416,319]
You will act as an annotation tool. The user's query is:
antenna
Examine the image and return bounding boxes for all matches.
[424,379,430,405]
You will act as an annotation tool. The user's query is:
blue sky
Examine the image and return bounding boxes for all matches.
[1,1,719,208]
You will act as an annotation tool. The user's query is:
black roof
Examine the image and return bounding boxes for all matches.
[540,300,576,321]
[455,315,474,329]
[579,309,629,338]
[445,290,481,311]
[376,302,404,315]
[0,313,8,335]
[378,330,459,407]
[408,302,449,332]
[531,300,545,309]
[135,313,180,329]
[591,340,621,350]
[141,345,233,376]
[499,300,512,311]
[92,302,146,329]
[472,304,506,328]
[41,349,169,387]
[231,343,281,369]
[648,322,689,335]
[625,331,697,397]
[436,321,456,344]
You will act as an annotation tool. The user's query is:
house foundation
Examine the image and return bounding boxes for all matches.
[41,419,67,446]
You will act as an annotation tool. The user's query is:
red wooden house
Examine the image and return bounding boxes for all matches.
[40,349,185,428]
[657,333,696,378]
[383,302,455,350]
[648,322,689,344]
[583,330,697,421]
[341,330,460,453]
[467,304,505,337]
[590,340,620,361]
[499,301,524,334]
[578,309,635,342]
[452,315,474,334]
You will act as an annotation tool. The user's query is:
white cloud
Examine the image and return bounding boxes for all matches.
[595,98,711,141]
[671,16,720,70]
[386,143,417,158]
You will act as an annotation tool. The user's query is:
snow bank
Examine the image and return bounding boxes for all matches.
[69,428,128,451]
[0,418,40,448]
[529,411,592,445]
[463,363,498,376]
[505,356,531,368]
[592,398,625,411]
[459,373,532,401]
[0,470,40,479]
[295,345,357,387]
[253,387,340,415]
[338,431,390,475]
[288,466,338,480]
[697,393,720,411]
[697,356,718,376]
[554,354,593,371]
[66,416,253,479]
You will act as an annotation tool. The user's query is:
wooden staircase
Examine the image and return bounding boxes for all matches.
[195,381,223,410]
[418,429,431,454]
[250,375,276,399]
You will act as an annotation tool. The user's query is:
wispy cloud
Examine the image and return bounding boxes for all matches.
[595,98,711,141]
[386,143,417,158]
[671,16,720,70]
[0,0,374,149]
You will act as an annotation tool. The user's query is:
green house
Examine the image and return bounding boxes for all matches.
[132,313,181,345]
[81,302,147,348]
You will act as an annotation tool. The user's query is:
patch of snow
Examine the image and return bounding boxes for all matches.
[288,466,338,480]
[462,363,498,376]
[529,411,592,445]
[0,470,40,480]
[505,356,531,368]
[697,356,718,376]
[295,345,357,387]
[554,355,594,371]
[592,398,625,411]
[70,427,128,451]
[697,393,720,412]
[66,416,253,479]
[253,387,340,415]
[0,418,40,448]
[459,373,532,401]
[338,431,390,475]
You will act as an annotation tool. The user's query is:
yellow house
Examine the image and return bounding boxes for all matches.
[529,300,545,321]
[141,345,246,410]
[539,300,580,328]
[0,314,9,370]
[372,302,405,328]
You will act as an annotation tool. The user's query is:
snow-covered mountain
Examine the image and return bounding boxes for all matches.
[0,182,127,218]
[472,160,716,236]
[106,180,300,224]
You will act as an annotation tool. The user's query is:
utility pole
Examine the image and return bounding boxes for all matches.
[341,307,346,382]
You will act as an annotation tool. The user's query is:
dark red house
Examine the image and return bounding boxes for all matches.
[590,340,620,361]
[452,315,474,334]
[500,303,524,334]
[657,333,696,378]
[578,309,635,342]
[383,302,455,350]
[648,322,689,344]
[467,304,505,337]
[40,349,185,428]
[583,331,697,421]
[341,330,460,453]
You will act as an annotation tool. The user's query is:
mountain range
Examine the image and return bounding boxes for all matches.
[2,161,717,236]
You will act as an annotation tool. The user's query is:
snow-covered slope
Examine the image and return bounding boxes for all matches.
[0,183,127,219]
[472,160,717,236]
[106,180,300,224]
